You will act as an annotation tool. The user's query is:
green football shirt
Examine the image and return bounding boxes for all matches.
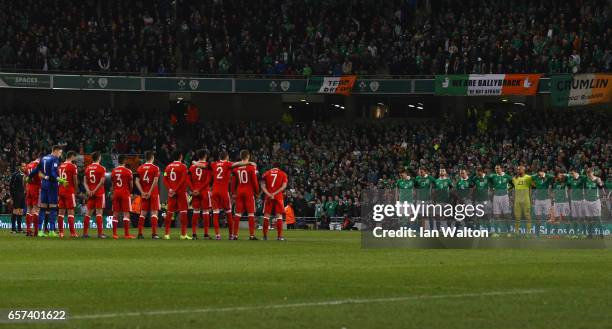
[533,174,553,200]
[489,173,513,196]
[433,177,452,203]
[415,175,435,201]
[396,178,414,202]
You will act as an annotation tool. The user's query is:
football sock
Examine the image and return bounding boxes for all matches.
[26,213,32,233]
[233,215,240,237]
[112,217,118,236]
[138,215,145,235]
[248,215,255,236]
[151,216,158,235]
[96,215,103,235]
[213,212,220,235]
[123,218,130,236]
[83,215,91,235]
[68,215,75,235]
[276,219,283,238]
[165,213,173,235]
[48,208,57,231]
[11,214,16,232]
[38,210,46,231]
[203,212,210,236]
[226,212,234,237]
[58,215,64,234]
[33,213,39,235]
[191,212,200,235]
[16,215,22,232]
[180,212,187,236]
[263,218,269,238]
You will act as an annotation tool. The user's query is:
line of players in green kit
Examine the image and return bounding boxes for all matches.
[392,165,610,238]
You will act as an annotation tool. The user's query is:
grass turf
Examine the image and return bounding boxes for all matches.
[1,228,611,329]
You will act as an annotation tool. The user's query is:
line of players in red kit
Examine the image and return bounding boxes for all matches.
[23,148,289,240]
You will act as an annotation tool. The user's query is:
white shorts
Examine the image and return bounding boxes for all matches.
[492,195,511,215]
[474,200,492,215]
[570,200,584,218]
[553,202,570,218]
[534,199,552,217]
[583,200,601,218]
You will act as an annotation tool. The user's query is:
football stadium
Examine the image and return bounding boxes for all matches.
[0,0,611,328]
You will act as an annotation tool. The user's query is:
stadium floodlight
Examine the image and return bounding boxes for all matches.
[417,106,423,110]
[300,99,306,102]
[501,98,508,102]
[408,104,415,108]
[513,102,525,106]
[305,102,309,105]
[334,104,340,108]
[417,102,423,105]
[340,106,345,109]
[288,105,293,109]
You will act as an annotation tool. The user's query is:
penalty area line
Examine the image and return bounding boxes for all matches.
[70,289,547,320]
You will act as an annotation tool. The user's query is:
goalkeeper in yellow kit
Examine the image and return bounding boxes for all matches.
[512,165,534,234]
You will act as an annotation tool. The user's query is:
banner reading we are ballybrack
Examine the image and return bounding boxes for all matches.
[435,74,541,96]
[550,74,612,107]
[307,76,357,95]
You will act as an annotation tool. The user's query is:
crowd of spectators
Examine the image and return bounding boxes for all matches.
[0,0,610,76]
[0,107,610,218]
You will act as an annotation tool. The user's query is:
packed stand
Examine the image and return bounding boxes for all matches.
[1,0,610,75]
[0,107,610,219]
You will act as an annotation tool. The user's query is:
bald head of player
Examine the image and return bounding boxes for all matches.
[517,165,526,176]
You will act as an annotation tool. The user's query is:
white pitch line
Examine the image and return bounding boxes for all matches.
[70,289,547,320]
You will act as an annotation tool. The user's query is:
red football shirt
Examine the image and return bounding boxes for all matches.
[262,168,288,201]
[85,163,106,196]
[136,163,160,195]
[26,160,41,188]
[58,162,78,193]
[163,161,188,193]
[111,166,133,195]
[232,164,259,196]
[211,160,233,193]
[189,161,211,192]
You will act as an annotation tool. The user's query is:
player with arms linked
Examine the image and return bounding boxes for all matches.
[111,155,135,239]
[28,145,65,238]
[135,151,161,239]
[231,150,259,240]
[189,149,213,239]
[261,162,288,241]
[58,151,79,238]
[163,151,190,240]
[83,151,107,238]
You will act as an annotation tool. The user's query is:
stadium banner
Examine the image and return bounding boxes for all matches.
[234,79,307,93]
[0,73,51,89]
[435,74,541,96]
[354,79,411,94]
[53,75,141,91]
[144,77,233,92]
[307,76,357,95]
[550,74,612,107]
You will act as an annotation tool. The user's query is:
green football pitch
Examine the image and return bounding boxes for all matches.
[1,229,611,329]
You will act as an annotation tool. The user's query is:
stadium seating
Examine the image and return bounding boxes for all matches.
[0,0,610,75]
[0,107,609,217]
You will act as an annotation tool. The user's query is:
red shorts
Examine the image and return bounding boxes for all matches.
[191,190,212,210]
[26,187,40,207]
[87,194,106,210]
[141,194,160,212]
[167,192,188,212]
[112,193,131,213]
[235,193,255,215]
[264,198,284,216]
[58,191,76,209]
[211,191,231,211]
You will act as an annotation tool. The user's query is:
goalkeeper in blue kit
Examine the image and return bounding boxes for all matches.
[28,145,65,237]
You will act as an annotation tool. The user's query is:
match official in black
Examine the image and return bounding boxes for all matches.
[9,162,27,233]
